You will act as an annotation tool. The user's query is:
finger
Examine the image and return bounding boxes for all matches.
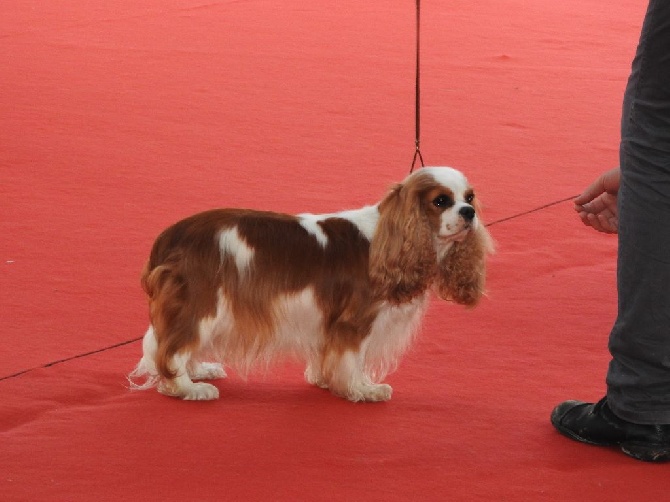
[597,213,618,233]
[588,212,616,234]
[586,212,607,233]
[578,210,594,225]
[575,169,620,206]
[592,207,616,222]
[578,211,599,230]
[587,212,618,234]
[574,178,606,205]
[580,197,611,215]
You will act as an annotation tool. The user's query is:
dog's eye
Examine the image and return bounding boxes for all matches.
[465,193,475,204]
[432,195,453,208]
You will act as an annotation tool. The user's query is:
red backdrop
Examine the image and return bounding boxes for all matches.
[3,0,668,500]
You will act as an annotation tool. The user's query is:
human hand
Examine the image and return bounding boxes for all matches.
[574,167,620,234]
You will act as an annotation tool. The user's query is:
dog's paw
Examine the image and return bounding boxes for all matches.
[189,362,227,381]
[181,382,220,401]
[346,383,393,403]
[158,380,220,400]
[304,365,328,389]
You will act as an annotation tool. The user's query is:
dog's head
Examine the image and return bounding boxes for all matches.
[369,167,494,306]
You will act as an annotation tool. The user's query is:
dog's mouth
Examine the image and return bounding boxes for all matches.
[437,226,471,243]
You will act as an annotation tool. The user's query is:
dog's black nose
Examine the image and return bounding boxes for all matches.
[459,205,476,221]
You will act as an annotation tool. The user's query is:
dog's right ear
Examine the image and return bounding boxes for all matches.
[369,183,437,304]
[436,221,494,307]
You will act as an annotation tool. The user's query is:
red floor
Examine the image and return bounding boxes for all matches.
[2,0,668,500]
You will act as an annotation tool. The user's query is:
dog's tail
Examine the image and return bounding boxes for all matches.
[127,261,163,390]
[127,327,161,391]
[127,358,159,391]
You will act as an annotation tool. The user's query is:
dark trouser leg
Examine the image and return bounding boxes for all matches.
[607,0,670,424]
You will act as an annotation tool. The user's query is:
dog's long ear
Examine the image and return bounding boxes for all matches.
[436,220,494,307]
[369,182,437,304]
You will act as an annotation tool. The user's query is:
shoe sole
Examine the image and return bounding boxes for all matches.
[551,401,670,462]
[553,420,670,462]
[620,442,670,462]
[551,415,618,447]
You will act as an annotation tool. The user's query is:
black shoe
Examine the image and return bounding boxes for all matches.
[551,397,670,462]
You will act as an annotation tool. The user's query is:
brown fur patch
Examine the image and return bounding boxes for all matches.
[143,209,382,379]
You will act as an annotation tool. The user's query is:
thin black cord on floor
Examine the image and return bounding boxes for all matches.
[0,336,142,382]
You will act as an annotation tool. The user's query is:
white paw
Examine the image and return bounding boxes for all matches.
[346,383,393,402]
[189,362,227,381]
[158,380,220,400]
[304,365,328,389]
[181,382,220,401]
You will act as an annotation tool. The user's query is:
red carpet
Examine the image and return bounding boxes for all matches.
[2,0,668,500]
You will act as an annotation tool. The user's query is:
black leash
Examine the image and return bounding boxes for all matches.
[485,195,579,228]
[0,337,142,382]
[410,0,425,173]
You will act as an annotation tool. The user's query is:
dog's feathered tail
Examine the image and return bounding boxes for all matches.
[127,324,161,391]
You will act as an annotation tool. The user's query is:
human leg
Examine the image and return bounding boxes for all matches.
[552,0,670,461]
[608,0,670,425]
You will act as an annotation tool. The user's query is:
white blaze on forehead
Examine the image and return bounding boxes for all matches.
[218,227,255,273]
[418,167,471,199]
[298,214,329,247]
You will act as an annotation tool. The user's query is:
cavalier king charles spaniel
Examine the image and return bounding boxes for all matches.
[129,167,493,402]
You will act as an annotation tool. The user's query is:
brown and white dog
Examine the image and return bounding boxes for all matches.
[128,167,493,402]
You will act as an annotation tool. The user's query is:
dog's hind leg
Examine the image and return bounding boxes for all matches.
[186,302,228,382]
[145,262,221,400]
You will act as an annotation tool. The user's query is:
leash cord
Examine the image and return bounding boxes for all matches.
[410,0,425,173]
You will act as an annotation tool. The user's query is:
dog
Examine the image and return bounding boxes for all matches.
[128,167,493,402]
